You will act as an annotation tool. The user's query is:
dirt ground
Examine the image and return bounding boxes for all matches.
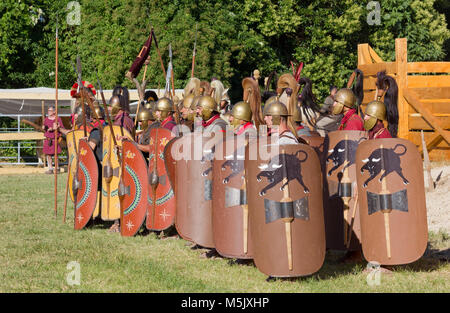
[425,163,450,234]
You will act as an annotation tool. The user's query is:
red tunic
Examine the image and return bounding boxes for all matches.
[236,122,254,135]
[161,115,177,131]
[369,122,392,139]
[113,111,134,135]
[43,117,64,155]
[338,109,364,131]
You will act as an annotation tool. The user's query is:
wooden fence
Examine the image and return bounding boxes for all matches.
[358,38,450,161]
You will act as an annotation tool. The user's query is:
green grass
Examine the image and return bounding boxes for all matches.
[0,174,449,293]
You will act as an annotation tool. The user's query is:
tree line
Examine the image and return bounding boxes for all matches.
[0,0,449,103]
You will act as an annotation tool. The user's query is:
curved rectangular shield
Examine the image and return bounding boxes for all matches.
[245,143,325,277]
[324,130,367,250]
[212,136,254,259]
[146,127,176,231]
[172,135,194,242]
[356,138,428,265]
[74,139,99,230]
[119,140,149,237]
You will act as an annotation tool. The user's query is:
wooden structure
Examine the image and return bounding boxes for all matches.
[358,38,450,161]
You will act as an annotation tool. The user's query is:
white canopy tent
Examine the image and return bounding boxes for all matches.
[0,87,184,116]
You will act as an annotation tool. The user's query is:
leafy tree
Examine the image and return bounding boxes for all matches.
[1,0,449,104]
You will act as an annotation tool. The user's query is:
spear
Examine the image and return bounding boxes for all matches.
[54,19,59,218]
[280,150,294,271]
[152,28,167,82]
[168,43,180,124]
[191,23,197,78]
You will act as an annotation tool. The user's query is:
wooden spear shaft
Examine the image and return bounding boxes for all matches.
[150,129,159,229]
[380,144,392,259]
[342,134,350,245]
[280,150,294,270]
[242,175,248,254]
[54,23,59,218]
[63,126,76,223]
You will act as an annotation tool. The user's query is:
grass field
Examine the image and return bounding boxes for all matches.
[0,173,448,293]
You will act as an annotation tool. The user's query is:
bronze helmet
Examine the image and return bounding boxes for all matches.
[230,101,252,128]
[293,106,302,123]
[181,94,195,121]
[196,95,218,121]
[92,102,105,120]
[364,100,386,131]
[73,105,90,127]
[144,101,156,121]
[109,95,122,118]
[155,97,174,120]
[137,107,153,131]
[263,100,290,126]
[265,96,278,106]
[333,88,356,115]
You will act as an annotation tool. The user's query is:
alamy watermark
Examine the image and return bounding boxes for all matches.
[366,261,381,286]
[66,1,81,26]
[66,261,81,286]
[367,1,381,26]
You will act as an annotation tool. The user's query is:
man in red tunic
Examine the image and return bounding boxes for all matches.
[154,97,177,133]
[332,88,364,131]
[229,101,256,136]
[363,100,393,139]
[111,95,134,137]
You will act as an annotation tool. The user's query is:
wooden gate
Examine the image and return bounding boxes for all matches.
[358,38,450,161]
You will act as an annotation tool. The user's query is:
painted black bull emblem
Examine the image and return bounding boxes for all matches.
[326,138,365,176]
[221,147,245,184]
[257,150,309,196]
[360,144,409,188]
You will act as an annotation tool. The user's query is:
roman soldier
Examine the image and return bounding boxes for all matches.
[196,95,228,133]
[332,88,364,131]
[155,97,177,133]
[229,101,256,136]
[92,102,106,128]
[363,100,395,139]
[263,100,301,145]
[132,107,156,161]
[293,106,311,137]
[179,94,196,131]
[111,86,134,137]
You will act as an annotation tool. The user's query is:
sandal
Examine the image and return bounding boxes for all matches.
[45,169,54,174]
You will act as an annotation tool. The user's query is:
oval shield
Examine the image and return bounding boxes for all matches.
[212,135,254,259]
[356,138,428,265]
[245,143,325,277]
[324,130,367,250]
[119,140,149,237]
[146,127,176,231]
[101,125,132,221]
[74,139,99,230]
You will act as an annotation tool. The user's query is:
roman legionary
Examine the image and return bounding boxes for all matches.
[154,97,177,133]
[293,106,311,137]
[263,100,301,145]
[92,102,107,128]
[111,92,134,137]
[229,101,256,136]
[196,95,228,133]
[332,88,364,131]
[363,101,393,139]
[179,94,196,132]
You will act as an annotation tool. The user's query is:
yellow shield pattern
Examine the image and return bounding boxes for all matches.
[101,125,133,221]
